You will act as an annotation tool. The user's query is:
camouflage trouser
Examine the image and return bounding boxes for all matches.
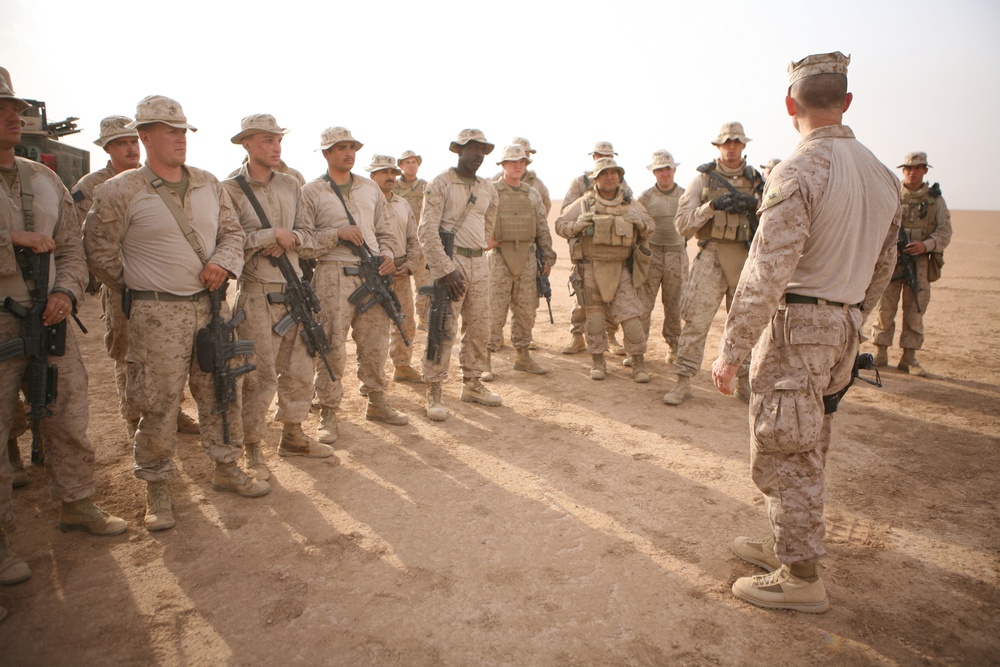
[580,261,645,356]
[673,242,749,378]
[1,316,96,523]
[389,272,416,368]
[421,253,489,383]
[126,297,244,482]
[638,244,687,349]
[234,284,315,444]
[312,261,390,408]
[101,283,139,423]
[411,258,432,329]
[488,249,537,351]
[871,255,930,350]
[748,303,862,563]
[568,267,622,339]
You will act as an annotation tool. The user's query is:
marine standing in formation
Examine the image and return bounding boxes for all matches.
[393,149,431,331]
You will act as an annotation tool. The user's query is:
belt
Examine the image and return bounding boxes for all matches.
[238,281,285,294]
[785,293,860,308]
[454,246,484,258]
[131,289,209,302]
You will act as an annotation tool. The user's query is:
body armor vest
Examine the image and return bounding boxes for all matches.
[900,183,939,243]
[646,186,683,247]
[580,190,636,263]
[494,184,537,242]
[697,162,760,243]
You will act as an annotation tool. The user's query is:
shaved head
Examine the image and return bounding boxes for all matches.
[790,73,848,111]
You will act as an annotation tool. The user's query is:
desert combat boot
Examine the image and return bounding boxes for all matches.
[662,375,692,405]
[590,353,606,380]
[630,354,650,383]
[317,407,338,444]
[366,391,409,425]
[481,351,494,382]
[279,423,336,459]
[1,530,31,585]
[426,381,448,421]
[461,378,502,406]
[144,481,175,532]
[561,333,586,354]
[212,462,271,498]
[514,347,547,374]
[392,365,422,383]
[898,348,928,376]
[58,498,127,536]
[243,442,269,480]
[874,344,888,367]
[7,438,28,489]
[732,563,829,614]
[731,535,781,571]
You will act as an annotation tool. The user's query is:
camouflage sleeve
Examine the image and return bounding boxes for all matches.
[83,182,127,291]
[532,189,556,264]
[290,194,311,254]
[417,177,457,281]
[483,181,498,245]
[674,174,712,238]
[926,195,952,253]
[633,200,655,241]
[718,176,811,366]
[72,190,92,227]
[860,201,902,320]
[372,192,396,261]
[207,185,246,278]
[222,180,276,253]
[51,186,88,303]
[534,177,552,216]
[554,198,586,239]
[402,204,422,275]
[294,185,334,261]
[561,178,583,213]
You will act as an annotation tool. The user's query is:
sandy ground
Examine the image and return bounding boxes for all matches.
[1,209,998,666]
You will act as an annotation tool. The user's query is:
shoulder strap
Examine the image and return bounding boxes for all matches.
[322,173,360,228]
[14,159,35,232]
[139,165,208,263]
[234,174,272,230]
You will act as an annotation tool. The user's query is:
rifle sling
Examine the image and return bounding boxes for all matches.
[12,160,39,290]
[139,165,208,264]
[233,174,273,230]
[323,174,380,259]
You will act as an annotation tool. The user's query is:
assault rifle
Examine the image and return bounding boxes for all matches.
[345,241,410,347]
[536,246,553,324]
[822,353,882,414]
[1,250,65,464]
[893,227,922,313]
[268,255,337,382]
[697,162,762,243]
[196,284,255,445]
[418,231,456,364]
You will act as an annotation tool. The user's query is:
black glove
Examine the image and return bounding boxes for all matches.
[732,193,758,213]
[711,194,734,211]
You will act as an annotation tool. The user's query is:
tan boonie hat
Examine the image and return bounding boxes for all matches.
[712,122,751,146]
[591,157,625,180]
[365,154,401,174]
[760,158,782,170]
[449,129,494,155]
[496,144,532,165]
[231,114,289,144]
[318,126,362,151]
[512,137,536,154]
[647,150,679,171]
[398,149,422,165]
[591,141,617,156]
[788,51,851,86]
[93,116,138,147]
[0,67,31,114]
[127,95,197,131]
[898,151,932,168]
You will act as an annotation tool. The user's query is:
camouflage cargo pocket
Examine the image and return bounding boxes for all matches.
[752,375,824,454]
[124,346,155,414]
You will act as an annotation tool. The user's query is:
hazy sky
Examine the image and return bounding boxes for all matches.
[4,0,998,210]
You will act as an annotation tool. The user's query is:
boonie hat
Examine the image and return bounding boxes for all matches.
[449,129,494,154]
[127,95,197,131]
[0,67,31,114]
[712,122,750,146]
[318,126,363,151]
[365,154,401,174]
[788,51,851,86]
[231,114,289,144]
[398,149,422,165]
[760,158,782,171]
[496,144,532,165]
[93,116,138,147]
[647,150,679,171]
[898,151,932,168]
[591,157,625,180]
[591,141,617,156]
[512,137,537,154]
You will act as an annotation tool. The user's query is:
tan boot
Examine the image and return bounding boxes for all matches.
[732,563,829,614]
[317,407,338,444]
[631,354,650,383]
[392,365,422,383]
[561,333,586,354]
[426,382,448,421]
[607,334,626,356]
[279,423,336,459]
[8,438,28,489]
[0,530,31,585]
[590,353,606,381]
[873,345,888,367]
[481,351,495,382]
[899,348,928,376]
[212,462,271,498]
[59,498,128,536]
[243,442,270,480]
[731,535,780,572]
[735,375,751,403]
[662,376,692,405]
[514,347,547,375]
[622,354,633,367]
[461,378,502,406]
[527,340,538,350]
[176,411,200,434]
[366,391,409,425]
[665,344,678,367]
[144,481,175,532]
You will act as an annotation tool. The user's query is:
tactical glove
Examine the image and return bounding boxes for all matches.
[711,194,734,211]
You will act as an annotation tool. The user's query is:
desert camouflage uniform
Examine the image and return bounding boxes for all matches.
[488,179,555,352]
[393,177,431,326]
[555,188,653,355]
[84,165,247,482]
[493,169,552,215]
[418,168,498,382]
[2,158,96,521]
[636,183,687,350]
[295,175,398,408]
[717,125,900,563]
[385,192,421,368]
[228,159,306,188]
[672,160,763,379]
[871,183,952,350]
[223,167,314,445]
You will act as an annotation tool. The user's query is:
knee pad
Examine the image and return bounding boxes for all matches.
[585,311,606,337]
[621,317,645,345]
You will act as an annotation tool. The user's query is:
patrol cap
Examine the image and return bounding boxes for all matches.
[760,158,782,170]
[647,150,679,171]
[591,141,617,156]
[0,67,31,114]
[93,116,138,147]
[496,144,532,165]
[712,122,751,146]
[231,114,289,144]
[127,95,197,131]
[898,151,932,168]
[591,157,625,180]
[788,51,851,86]
[318,126,362,151]
[365,154,401,175]
[398,149,422,165]
[512,137,537,154]
[449,129,494,155]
